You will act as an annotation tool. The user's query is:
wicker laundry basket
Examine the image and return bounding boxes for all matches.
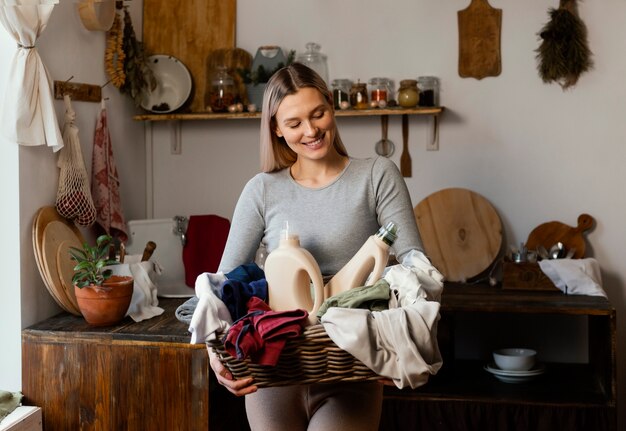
[207,323,380,387]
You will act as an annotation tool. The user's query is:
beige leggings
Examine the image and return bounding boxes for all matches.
[245,382,383,431]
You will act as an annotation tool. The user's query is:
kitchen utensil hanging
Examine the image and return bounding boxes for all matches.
[375,115,394,157]
[400,114,412,177]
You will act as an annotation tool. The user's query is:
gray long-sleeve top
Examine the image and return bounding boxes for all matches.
[218,156,423,276]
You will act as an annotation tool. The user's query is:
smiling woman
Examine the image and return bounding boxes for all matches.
[208,63,431,431]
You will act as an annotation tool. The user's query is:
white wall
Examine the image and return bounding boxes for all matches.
[1,0,624,426]
[0,21,21,392]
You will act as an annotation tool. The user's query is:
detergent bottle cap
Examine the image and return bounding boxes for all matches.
[376,221,398,246]
[280,220,299,242]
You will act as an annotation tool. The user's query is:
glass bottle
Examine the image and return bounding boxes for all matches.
[417,76,440,107]
[397,79,419,108]
[209,66,236,113]
[368,77,391,104]
[296,42,329,83]
[350,82,369,110]
[331,79,353,110]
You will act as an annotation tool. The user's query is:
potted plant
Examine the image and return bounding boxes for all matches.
[239,47,295,110]
[70,234,134,326]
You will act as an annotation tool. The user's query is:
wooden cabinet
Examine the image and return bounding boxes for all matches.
[22,299,212,431]
[380,283,617,431]
[23,285,614,430]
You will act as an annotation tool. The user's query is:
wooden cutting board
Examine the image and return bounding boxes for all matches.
[414,188,502,282]
[143,0,236,112]
[32,206,84,315]
[525,214,594,259]
[458,0,502,79]
[42,221,82,315]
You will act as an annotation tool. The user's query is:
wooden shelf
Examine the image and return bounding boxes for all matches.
[133,106,444,122]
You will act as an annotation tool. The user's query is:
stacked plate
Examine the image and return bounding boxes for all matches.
[32,206,84,316]
[484,363,546,383]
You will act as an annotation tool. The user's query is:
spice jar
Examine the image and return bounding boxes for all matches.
[397,79,419,108]
[350,82,369,110]
[417,76,439,107]
[208,66,236,112]
[331,79,352,110]
[368,77,391,104]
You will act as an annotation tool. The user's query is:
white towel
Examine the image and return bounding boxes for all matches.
[538,258,607,298]
[188,272,233,344]
[384,249,444,307]
[107,255,164,322]
[321,302,443,389]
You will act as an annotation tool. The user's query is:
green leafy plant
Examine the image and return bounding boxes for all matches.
[238,50,296,85]
[70,235,118,288]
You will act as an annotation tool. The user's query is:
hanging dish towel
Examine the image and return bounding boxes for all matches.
[91,99,128,242]
[182,214,230,287]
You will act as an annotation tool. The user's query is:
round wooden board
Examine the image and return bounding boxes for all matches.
[414,188,502,282]
[32,206,84,313]
[42,221,82,315]
[56,239,83,312]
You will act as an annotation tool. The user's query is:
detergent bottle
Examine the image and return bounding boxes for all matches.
[264,222,324,326]
[325,221,398,298]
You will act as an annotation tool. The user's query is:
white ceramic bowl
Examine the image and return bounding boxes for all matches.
[140,55,192,114]
[492,348,537,371]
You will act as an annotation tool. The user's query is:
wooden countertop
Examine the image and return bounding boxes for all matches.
[23,297,195,345]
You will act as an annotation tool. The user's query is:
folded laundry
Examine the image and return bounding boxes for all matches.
[221,278,268,321]
[316,278,390,319]
[188,271,232,344]
[0,390,22,422]
[321,249,444,389]
[225,262,265,283]
[224,296,308,366]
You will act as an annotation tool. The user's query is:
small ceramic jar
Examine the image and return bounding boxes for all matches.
[397,79,419,108]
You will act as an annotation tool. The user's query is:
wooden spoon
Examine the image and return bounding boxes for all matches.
[400,114,412,177]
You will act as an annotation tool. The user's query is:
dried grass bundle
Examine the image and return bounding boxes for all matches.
[536,0,593,89]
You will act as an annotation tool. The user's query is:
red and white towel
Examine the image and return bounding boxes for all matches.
[91,99,128,242]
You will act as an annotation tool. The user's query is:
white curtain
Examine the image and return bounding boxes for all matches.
[0,0,62,152]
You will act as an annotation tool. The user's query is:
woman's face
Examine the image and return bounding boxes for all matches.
[274,87,336,162]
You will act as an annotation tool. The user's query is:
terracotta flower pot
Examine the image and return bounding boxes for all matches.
[74,275,134,326]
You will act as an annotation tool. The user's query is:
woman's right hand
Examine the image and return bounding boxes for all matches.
[208,346,258,396]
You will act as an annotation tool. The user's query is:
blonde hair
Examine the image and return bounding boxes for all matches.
[259,62,348,173]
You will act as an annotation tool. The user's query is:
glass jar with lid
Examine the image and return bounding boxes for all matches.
[368,77,391,104]
[208,66,236,112]
[349,82,369,110]
[296,42,329,83]
[331,79,352,110]
[397,79,419,108]
[417,76,439,107]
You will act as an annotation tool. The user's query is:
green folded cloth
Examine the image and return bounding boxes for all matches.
[0,390,23,422]
[317,279,390,319]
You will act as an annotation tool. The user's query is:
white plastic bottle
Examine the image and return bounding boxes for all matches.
[264,222,325,326]
[325,221,398,298]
